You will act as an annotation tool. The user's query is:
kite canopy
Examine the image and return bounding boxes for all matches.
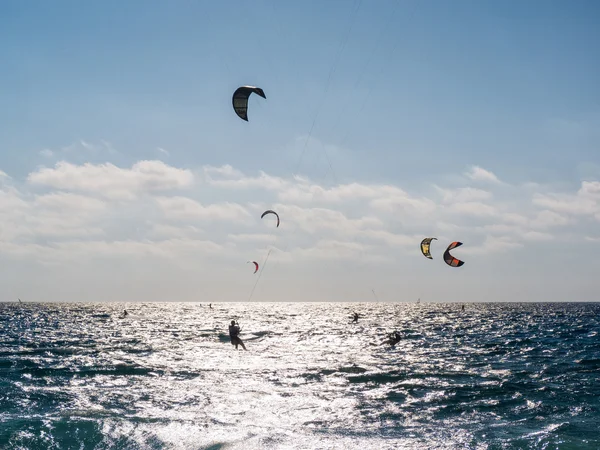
[420,237,437,259]
[232,86,266,121]
[247,261,259,273]
[261,209,280,227]
[443,241,465,267]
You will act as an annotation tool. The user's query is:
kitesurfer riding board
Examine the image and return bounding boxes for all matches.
[228,320,247,350]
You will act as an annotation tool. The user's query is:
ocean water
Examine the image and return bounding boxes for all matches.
[0,302,599,450]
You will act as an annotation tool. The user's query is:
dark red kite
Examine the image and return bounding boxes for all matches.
[247,261,259,273]
[443,241,465,267]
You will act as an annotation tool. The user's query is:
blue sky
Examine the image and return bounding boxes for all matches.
[1,0,599,302]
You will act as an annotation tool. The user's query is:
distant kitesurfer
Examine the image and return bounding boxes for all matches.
[123,310,128,316]
[209,303,212,309]
[229,320,247,350]
[461,304,465,311]
[381,332,402,347]
[352,312,359,323]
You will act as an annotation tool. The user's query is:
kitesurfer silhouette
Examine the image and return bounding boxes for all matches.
[381,332,402,347]
[228,320,247,350]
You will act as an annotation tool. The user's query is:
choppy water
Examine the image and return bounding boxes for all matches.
[1,302,599,449]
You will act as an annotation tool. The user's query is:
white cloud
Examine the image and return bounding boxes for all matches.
[521,231,553,241]
[157,147,170,157]
[146,224,204,240]
[459,236,523,255]
[34,192,107,213]
[66,238,225,259]
[499,213,529,226]
[532,193,596,215]
[0,187,30,213]
[80,140,94,151]
[529,210,570,229]
[280,182,401,204]
[203,165,286,191]
[30,194,108,238]
[369,190,437,215]
[465,165,501,184]
[532,180,600,217]
[287,239,388,262]
[272,204,383,236]
[57,140,118,155]
[482,223,521,235]
[28,160,194,200]
[437,186,493,203]
[1,238,227,264]
[155,196,251,222]
[0,189,107,241]
[358,229,419,247]
[449,201,497,217]
[2,152,600,302]
[203,164,244,179]
[228,233,275,243]
[579,181,600,198]
[5,158,598,263]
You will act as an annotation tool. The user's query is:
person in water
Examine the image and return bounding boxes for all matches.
[352,312,359,323]
[123,310,128,316]
[228,320,247,350]
[381,331,402,347]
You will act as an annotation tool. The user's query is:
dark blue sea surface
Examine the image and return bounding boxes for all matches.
[0,302,599,449]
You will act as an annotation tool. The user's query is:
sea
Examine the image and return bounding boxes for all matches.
[0,302,599,450]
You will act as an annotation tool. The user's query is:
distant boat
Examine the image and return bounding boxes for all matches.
[18,298,22,303]
[417,298,420,304]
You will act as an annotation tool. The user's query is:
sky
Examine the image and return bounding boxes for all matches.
[1,0,599,302]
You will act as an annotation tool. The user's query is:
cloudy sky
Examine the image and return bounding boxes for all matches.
[1,0,599,302]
